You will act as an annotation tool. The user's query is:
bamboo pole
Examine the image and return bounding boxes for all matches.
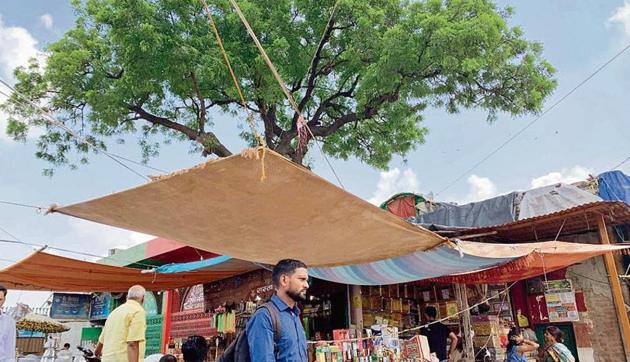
[596,214,630,359]
[455,283,474,362]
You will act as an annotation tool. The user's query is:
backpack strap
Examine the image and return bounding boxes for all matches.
[257,301,281,358]
[259,302,281,343]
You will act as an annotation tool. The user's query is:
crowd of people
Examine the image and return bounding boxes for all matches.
[0,259,577,362]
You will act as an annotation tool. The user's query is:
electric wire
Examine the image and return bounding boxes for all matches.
[436,42,630,196]
[0,79,151,181]
[0,238,158,269]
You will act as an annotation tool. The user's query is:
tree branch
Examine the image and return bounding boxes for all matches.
[257,100,283,147]
[105,68,124,79]
[190,72,206,134]
[309,75,360,126]
[311,86,401,137]
[292,12,337,124]
[128,105,232,157]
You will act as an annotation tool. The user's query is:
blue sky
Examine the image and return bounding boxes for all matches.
[1,0,630,306]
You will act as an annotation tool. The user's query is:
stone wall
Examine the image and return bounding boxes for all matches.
[568,256,626,362]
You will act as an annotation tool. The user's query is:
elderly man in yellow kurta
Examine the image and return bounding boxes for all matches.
[95,285,146,362]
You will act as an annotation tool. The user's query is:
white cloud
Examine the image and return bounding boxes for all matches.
[368,168,420,205]
[0,15,40,80]
[530,165,591,188]
[462,174,499,203]
[609,1,630,36]
[0,15,44,142]
[0,96,10,142]
[39,14,53,30]
[64,218,154,261]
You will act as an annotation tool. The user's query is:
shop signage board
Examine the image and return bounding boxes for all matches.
[90,293,112,320]
[50,293,91,320]
[544,279,579,323]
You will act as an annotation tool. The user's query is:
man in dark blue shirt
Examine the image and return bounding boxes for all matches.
[420,306,458,362]
[246,259,309,362]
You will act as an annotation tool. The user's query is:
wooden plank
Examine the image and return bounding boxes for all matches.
[597,214,630,360]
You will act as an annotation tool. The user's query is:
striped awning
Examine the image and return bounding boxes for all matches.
[309,241,630,285]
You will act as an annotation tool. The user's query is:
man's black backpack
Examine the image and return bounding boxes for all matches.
[219,302,281,362]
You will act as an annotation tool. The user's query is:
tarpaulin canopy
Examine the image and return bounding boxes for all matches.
[415,192,520,227]
[379,193,425,218]
[0,250,249,292]
[599,170,630,205]
[428,241,630,284]
[52,149,444,267]
[413,184,602,228]
[154,255,259,273]
[309,241,630,285]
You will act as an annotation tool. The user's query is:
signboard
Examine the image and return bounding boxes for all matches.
[18,330,45,337]
[90,293,112,320]
[50,293,91,320]
[544,280,579,323]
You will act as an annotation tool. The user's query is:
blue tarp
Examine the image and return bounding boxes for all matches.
[599,170,630,205]
[155,255,233,273]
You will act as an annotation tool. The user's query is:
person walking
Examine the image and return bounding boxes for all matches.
[505,327,539,362]
[542,326,575,362]
[246,259,309,362]
[420,306,458,362]
[94,285,147,362]
[0,284,16,362]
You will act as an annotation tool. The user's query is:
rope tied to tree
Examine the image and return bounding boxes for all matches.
[199,0,267,181]
[223,0,345,189]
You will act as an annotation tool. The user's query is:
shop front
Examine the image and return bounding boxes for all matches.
[162,269,350,361]
[348,281,515,361]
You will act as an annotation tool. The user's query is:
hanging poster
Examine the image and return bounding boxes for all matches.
[544,279,573,293]
[50,293,91,320]
[544,280,579,323]
[90,293,112,320]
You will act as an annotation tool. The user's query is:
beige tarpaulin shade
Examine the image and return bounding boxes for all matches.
[53,149,444,267]
[0,250,252,292]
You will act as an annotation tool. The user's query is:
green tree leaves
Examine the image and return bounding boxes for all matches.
[1,0,555,172]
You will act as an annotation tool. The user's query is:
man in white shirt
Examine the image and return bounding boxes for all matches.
[56,343,73,362]
[0,284,16,362]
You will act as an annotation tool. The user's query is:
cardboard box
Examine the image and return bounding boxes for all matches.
[472,321,500,336]
[473,335,501,348]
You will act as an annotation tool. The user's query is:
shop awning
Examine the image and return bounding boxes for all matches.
[429,241,630,284]
[153,255,260,273]
[51,149,444,267]
[309,241,630,285]
[0,249,250,292]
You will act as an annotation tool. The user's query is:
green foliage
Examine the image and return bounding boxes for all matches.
[1,0,556,171]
